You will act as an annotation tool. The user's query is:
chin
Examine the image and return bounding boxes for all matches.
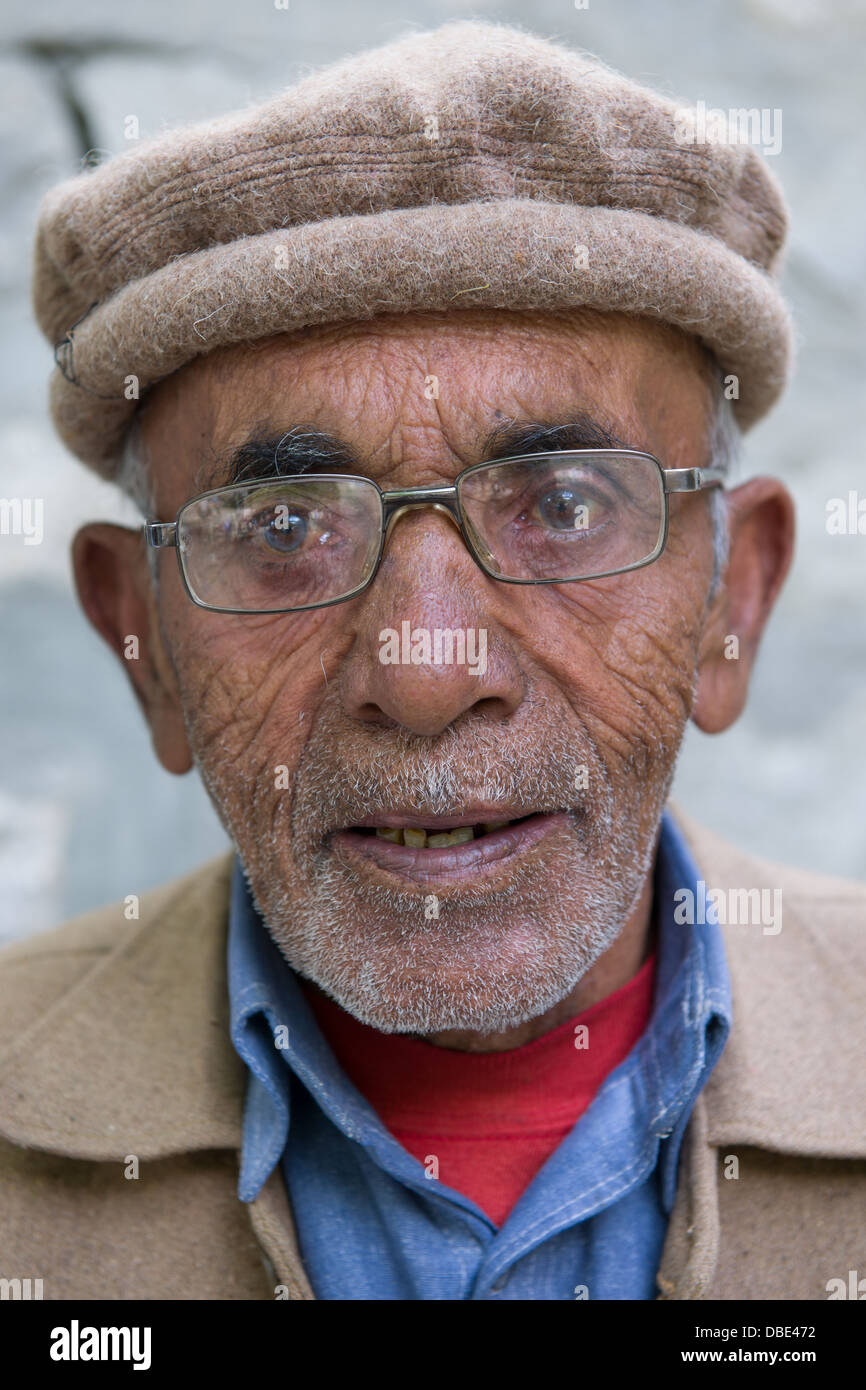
[281,898,618,1036]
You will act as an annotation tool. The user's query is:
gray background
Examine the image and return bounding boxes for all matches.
[1,0,864,941]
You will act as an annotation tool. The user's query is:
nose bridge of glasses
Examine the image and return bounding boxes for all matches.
[382,487,462,542]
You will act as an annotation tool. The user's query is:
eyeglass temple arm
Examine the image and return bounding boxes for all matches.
[663,467,726,493]
[144,522,177,548]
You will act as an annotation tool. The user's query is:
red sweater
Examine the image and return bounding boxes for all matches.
[302,955,656,1227]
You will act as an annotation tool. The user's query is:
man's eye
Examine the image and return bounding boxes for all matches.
[258,508,309,553]
[239,508,312,556]
[532,487,598,531]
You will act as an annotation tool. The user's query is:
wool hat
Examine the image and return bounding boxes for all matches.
[32,20,793,480]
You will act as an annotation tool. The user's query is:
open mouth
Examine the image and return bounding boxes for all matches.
[331,810,569,883]
[354,815,531,848]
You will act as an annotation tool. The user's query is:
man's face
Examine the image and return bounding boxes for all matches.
[121,309,730,1033]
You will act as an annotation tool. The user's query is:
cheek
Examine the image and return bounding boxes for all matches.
[163,600,343,778]
[497,569,705,765]
[596,603,701,753]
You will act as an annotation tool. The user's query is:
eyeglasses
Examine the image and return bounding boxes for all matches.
[143,449,725,614]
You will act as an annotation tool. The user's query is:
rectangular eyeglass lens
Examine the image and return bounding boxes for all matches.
[458,452,664,580]
[178,477,382,610]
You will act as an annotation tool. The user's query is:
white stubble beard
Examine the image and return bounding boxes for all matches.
[190,694,681,1035]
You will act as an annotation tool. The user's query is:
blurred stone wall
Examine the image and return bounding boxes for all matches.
[1,0,864,940]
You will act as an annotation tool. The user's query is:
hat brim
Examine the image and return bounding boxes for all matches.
[49,197,793,477]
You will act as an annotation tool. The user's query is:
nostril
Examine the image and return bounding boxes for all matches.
[353,703,402,730]
[472,694,516,720]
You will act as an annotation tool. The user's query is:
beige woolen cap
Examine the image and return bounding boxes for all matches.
[32,20,793,480]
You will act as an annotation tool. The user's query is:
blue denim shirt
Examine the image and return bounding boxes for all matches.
[228,810,731,1300]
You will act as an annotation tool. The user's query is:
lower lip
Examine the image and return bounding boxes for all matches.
[331,813,570,884]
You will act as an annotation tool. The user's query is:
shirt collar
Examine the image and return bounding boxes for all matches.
[651,811,731,1209]
[228,864,424,1199]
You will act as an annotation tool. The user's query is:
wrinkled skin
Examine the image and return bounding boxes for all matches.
[73,309,794,1050]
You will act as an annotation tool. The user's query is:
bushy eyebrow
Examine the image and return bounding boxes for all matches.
[479,414,631,460]
[198,427,360,492]
[199,411,632,492]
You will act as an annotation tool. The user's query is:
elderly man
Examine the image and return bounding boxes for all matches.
[1,20,863,1304]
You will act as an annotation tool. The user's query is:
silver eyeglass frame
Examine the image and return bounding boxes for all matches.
[143,448,726,615]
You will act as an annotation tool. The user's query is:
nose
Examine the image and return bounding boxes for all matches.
[339,507,524,737]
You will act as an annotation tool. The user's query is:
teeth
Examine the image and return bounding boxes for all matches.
[371,819,514,847]
[427,827,475,848]
[375,827,403,844]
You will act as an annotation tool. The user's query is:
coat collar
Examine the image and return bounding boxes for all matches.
[0,806,863,1161]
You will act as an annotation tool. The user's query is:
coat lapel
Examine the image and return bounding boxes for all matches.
[0,850,244,1158]
[656,803,866,1297]
[0,849,319,1297]
[673,802,866,1159]
[655,1093,719,1299]
[249,1169,315,1299]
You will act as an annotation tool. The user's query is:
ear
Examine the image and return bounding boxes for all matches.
[71,523,193,774]
[692,477,795,734]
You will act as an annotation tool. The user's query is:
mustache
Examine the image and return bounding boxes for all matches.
[290,712,612,842]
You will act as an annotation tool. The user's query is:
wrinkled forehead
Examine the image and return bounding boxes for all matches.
[136,308,716,507]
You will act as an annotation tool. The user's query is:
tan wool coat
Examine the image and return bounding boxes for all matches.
[0,807,864,1301]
